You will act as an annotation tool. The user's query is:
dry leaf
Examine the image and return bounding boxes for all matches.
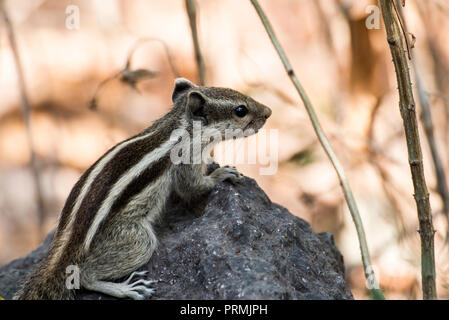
[120,68,158,89]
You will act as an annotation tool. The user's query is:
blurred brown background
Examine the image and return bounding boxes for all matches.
[1,0,449,299]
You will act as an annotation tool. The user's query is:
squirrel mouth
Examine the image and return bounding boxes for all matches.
[244,118,266,133]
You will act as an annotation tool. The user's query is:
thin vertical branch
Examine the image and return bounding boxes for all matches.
[184,0,206,85]
[401,1,449,223]
[0,0,46,237]
[415,60,449,228]
[250,0,385,299]
[379,0,437,300]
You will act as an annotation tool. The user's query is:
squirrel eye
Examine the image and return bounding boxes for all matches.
[234,105,248,118]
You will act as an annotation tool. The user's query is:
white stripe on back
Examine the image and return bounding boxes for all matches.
[83,120,188,252]
[49,130,157,265]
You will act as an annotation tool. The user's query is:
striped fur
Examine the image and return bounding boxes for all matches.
[83,121,186,252]
[15,108,184,300]
[15,78,272,300]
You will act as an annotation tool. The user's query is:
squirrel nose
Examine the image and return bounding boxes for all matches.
[263,106,272,119]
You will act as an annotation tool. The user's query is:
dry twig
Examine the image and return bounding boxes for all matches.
[379,0,437,299]
[406,1,449,223]
[89,38,177,110]
[184,0,206,85]
[250,0,384,299]
[0,0,46,237]
[409,33,449,228]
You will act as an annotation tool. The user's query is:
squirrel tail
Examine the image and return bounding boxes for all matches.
[14,257,76,300]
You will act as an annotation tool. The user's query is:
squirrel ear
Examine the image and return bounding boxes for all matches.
[172,78,197,103]
[187,91,207,123]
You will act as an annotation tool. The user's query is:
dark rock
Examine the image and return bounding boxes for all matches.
[0,177,353,300]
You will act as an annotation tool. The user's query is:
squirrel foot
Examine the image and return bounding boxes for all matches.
[84,270,156,300]
[122,270,155,300]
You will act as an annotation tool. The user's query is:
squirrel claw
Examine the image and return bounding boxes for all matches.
[211,166,244,184]
[122,271,155,300]
[124,270,149,285]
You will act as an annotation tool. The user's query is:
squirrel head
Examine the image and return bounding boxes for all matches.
[172,78,272,139]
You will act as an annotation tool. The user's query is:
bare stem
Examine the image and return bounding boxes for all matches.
[379,0,437,300]
[399,0,449,224]
[89,37,173,110]
[125,37,180,78]
[249,0,384,299]
[0,0,46,238]
[185,0,206,85]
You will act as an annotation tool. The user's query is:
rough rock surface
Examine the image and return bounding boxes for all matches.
[0,177,353,300]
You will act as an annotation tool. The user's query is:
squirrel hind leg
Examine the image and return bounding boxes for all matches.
[80,218,158,299]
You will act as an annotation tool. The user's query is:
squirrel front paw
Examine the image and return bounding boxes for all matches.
[210,165,244,184]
